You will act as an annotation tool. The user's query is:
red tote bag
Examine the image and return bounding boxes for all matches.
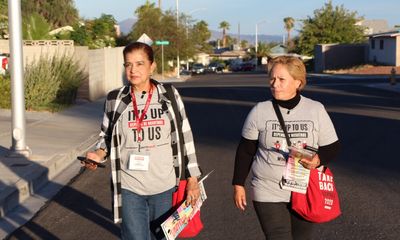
[172,180,204,238]
[291,167,341,223]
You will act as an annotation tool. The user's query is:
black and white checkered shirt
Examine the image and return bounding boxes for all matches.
[95,79,201,223]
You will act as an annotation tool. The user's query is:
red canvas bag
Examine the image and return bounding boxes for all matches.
[291,167,341,223]
[172,180,204,238]
[166,83,204,237]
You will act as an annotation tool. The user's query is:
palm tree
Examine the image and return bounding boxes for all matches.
[219,21,230,48]
[283,17,295,48]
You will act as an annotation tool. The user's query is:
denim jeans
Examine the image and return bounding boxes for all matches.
[121,187,175,240]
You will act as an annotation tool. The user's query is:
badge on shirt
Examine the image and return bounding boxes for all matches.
[128,153,150,171]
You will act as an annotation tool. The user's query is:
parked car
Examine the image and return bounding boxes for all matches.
[180,69,192,76]
[191,63,206,74]
[207,62,224,73]
[229,63,243,72]
[240,62,255,71]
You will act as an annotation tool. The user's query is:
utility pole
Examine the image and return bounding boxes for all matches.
[8,0,30,157]
[238,22,240,49]
[176,0,180,79]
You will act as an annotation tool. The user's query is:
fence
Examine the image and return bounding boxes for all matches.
[0,40,125,101]
[314,43,369,73]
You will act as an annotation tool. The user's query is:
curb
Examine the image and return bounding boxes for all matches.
[0,133,99,238]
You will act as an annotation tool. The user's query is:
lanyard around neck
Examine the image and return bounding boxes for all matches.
[130,85,154,142]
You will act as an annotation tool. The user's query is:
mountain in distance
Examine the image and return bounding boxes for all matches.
[118,18,136,35]
[118,18,283,43]
[210,30,283,44]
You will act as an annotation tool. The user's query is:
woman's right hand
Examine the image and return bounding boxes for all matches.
[233,185,247,211]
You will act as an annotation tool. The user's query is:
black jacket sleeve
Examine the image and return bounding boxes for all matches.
[318,140,341,166]
[232,137,258,186]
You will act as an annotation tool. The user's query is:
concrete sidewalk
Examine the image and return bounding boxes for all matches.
[0,99,104,238]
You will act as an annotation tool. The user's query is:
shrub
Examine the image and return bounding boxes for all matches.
[52,55,87,104]
[1,54,87,111]
[0,74,11,109]
[24,56,61,110]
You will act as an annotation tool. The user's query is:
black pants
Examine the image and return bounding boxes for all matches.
[253,201,314,240]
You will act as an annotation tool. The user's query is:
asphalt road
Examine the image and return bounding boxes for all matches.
[7,73,400,240]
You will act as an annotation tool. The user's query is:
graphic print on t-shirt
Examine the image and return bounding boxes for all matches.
[267,120,315,152]
[127,107,166,142]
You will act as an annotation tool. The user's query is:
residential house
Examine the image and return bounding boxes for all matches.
[368,30,400,66]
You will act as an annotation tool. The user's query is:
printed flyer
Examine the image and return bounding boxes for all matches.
[280,146,316,194]
[161,171,212,240]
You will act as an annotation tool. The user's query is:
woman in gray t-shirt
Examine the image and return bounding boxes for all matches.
[232,56,340,239]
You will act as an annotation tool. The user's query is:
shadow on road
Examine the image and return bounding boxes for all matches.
[0,150,119,239]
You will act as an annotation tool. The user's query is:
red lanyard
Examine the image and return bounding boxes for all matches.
[130,84,154,143]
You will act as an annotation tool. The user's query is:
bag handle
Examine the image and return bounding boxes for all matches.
[273,101,326,172]
[272,101,291,147]
[163,83,187,180]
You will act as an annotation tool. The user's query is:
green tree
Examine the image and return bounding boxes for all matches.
[22,13,53,40]
[295,1,365,56]
[128,1,163,42]
[21,0,79,28]
[91,14,117,47]
[70,23,92,46]
[191,20,212,53]
[283,17,295,48]
[0,13,7,39]
[0,0,8,38]
[1,0,78,39]
[128,2,212,73]
[219,21,230,47]
[249,42,276,58]
[240,40,249,49]
[70,14,117,49]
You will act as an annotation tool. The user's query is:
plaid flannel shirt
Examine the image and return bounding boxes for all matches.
[95,79,201,223]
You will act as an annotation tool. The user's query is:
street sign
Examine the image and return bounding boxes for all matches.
[155,40,170,45]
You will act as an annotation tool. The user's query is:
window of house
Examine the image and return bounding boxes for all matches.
[380,39,384,49]
[371,39,375,49]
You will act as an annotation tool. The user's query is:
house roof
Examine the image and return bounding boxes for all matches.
[368,30,400,38]
[270,44,287,54]
[356,19,390,35]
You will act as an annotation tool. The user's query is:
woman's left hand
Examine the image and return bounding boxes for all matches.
[185,177,200,207]
[299,153,321,170]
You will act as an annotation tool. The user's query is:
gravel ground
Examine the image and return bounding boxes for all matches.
[327,65,400,75]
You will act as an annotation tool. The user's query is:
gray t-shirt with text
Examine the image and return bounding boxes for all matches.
[119,90,176,195]
[241,96,338,202]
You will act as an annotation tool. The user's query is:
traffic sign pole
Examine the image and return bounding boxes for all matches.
[161,44,164,80]
[155,41,169,80]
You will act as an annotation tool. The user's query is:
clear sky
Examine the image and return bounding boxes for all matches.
[73,0,399,36]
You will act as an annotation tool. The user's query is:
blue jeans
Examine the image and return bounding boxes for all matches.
[121,187,175,240]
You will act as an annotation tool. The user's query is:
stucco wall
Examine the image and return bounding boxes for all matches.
[314,43,369,73]
[369,37,397,66]
[0,40,9,54]
[87,47,124,101]
[1,39,126,101]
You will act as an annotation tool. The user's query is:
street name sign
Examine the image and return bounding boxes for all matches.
[155,40,170,45]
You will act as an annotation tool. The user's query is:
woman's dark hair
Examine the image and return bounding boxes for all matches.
[123,42,154,63]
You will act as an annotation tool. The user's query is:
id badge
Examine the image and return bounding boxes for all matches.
[128,153,150,171]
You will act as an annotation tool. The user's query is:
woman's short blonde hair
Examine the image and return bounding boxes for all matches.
[268,56,307,91]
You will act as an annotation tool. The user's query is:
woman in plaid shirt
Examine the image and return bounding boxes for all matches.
[83,42,202,240]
